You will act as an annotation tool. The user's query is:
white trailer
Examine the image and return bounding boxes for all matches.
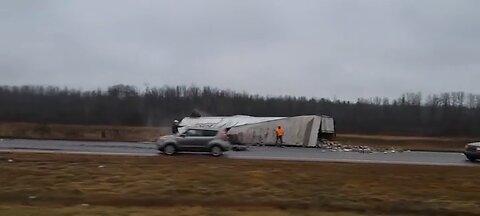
[178,115,335,147]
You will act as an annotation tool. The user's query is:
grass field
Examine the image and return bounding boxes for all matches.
[0,205,387,216]
[1,153,480,216]
[0,122,166,142]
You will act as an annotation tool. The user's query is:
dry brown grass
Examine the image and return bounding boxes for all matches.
[0,205,389,216]
[0,122,168,142]
[1,153,479,216]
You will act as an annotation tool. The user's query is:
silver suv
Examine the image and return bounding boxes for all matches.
[156,127,231,157]
[464,142,480,162]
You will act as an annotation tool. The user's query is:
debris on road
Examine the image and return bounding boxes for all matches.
[7,159,13,163]
[28,196,37,200]
[98,165,105,168]
[80,203,90,207]
[317,139,403,154]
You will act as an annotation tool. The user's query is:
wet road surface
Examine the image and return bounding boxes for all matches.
[0,139,477,166]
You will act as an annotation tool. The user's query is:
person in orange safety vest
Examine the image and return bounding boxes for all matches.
[275,126,284,147]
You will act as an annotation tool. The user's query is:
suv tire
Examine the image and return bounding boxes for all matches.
[467,155,477,162]
[163,144,176,156]
[210,145,223,157]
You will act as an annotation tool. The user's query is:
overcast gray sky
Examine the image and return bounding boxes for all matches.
[1,0,479,100]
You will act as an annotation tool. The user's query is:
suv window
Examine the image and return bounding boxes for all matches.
[184,129,202,137]
[201,130,218,137]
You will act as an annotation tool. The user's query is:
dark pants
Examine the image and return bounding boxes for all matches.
[275,135,283,146]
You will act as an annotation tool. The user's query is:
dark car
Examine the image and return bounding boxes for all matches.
[156,127,231,157]
[464,142,480,162]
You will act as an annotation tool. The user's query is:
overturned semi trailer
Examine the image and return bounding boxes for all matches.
[178,115,335,147]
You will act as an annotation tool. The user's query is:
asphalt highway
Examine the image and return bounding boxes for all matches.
[0,139,477,167]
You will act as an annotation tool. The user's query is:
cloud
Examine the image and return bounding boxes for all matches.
[1,0,479,100]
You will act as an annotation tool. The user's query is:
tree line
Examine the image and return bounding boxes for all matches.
[0,85,479,137]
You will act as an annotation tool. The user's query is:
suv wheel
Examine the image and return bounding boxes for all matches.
[210,146,223,157]
[467,156,477,162]
[163,144,176,156]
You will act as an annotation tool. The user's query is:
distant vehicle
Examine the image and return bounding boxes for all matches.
[156,127,231,157]
[464,142,480,162]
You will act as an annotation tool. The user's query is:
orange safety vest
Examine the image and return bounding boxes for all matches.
[275,128,284,136]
